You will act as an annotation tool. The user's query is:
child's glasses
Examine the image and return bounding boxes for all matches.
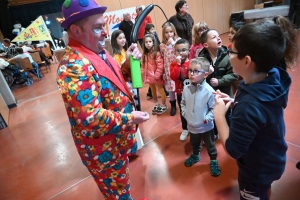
[188,69,206,75]
[175,48,189,53]
[227,50,240,56]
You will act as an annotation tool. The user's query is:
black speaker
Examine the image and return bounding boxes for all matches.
[229,12,245,27]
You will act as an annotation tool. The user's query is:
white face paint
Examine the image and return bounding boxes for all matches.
[98,40,105,47]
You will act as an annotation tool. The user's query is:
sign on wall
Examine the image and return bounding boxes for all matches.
[104,6,145,38]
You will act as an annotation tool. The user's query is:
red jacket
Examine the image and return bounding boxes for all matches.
[142,51,164,85]
[137,15,152,39]
[170,60,190,95]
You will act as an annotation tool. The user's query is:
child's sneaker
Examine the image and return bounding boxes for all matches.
[184,154,200,167]
[152,104,160,115]
[156,104,168,115]
[210,160,221,177]
[180,130,189,141]
[214,134,219,140]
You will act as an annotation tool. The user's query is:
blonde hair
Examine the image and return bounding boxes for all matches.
[161,22,179,44]
[192,22,208,45]
[190,57,210,72]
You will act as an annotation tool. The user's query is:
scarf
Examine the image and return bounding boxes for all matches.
[176,13,192,37]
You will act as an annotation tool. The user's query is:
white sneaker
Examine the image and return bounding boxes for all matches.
[180,130,189,141]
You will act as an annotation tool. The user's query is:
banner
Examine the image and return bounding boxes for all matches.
[104,6,145,38]
[12,16,55,48]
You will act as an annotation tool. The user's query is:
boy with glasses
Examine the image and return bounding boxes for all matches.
[198,29,238,138]
[181,57,220,176]
[214,21,291,200]
[170,38,190,141]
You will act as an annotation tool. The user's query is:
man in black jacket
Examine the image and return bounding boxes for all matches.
[119,12,134,47]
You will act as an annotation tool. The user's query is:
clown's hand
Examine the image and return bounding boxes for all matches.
[126,43,142,60]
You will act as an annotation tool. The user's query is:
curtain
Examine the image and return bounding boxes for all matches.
[0,0,64,40]
[0,0,14,40]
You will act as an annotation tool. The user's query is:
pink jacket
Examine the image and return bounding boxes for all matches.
[142,51,164,85]
[189,43,204,59]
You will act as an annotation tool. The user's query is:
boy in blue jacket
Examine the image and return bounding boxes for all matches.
[181,57,220,177]
[214,21,291,199]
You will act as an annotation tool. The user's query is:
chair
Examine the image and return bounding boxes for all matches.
[16,57,42,80]
[30,51,50,73]
[53,49,65,62]
[42,46,56,63]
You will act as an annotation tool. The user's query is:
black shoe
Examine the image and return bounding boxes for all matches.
[169,100,176,116]
[165,91,169,98]
[146,93,153,100]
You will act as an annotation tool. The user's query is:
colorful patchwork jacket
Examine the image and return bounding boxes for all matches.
[56,38,137,170]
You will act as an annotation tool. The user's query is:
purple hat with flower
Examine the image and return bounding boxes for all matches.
[61,0,107,28]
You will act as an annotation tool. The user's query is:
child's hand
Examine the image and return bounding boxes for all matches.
[214,93,231,117]
[213,90,234,107]
[210,78,219,87]
[176,56,182,65]
[168,37,175,45]
[208,65,214,75]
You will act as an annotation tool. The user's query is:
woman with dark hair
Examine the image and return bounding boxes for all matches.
[169,0,194,44]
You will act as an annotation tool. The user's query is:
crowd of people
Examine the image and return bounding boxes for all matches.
[55,0,299,200]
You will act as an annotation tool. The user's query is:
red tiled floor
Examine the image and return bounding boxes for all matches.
[0,33,300,200]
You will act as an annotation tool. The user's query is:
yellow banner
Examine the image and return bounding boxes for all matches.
[12,16,54,46]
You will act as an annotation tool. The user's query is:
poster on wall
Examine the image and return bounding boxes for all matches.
[104,6,145,38]
[11,16,55,48]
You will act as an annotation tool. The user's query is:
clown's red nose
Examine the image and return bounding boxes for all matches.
[101,31,107,37]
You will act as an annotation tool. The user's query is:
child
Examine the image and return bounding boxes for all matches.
[189,22,208,59]
[181,57,220,177]
[273,15,299,70]
[111,30,133,96]
[160,22,181,116]
[227,22,245,95]
[142,34,167,114]
[198,29,238,136]
[111,30,128,67]
[145,23,169,99]
[169,39,190,141]
[214,21,291,199]
[145,23,161,44]
[228,22,245,49]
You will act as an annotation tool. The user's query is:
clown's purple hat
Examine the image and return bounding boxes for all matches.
[61,0,107,28]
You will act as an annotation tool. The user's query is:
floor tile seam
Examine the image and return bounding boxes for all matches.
[143,123,182,146]
[46,175,91,200]
[286,141,300,148]
[16,89,59,104]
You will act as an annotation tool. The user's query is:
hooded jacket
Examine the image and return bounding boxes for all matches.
[198,46,238,97]
[181,80,215,134]
[226,67,291,185]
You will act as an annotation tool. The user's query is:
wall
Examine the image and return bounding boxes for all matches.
[96,0,255,39]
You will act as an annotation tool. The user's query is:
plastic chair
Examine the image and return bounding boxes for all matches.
[30,51,50,73]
